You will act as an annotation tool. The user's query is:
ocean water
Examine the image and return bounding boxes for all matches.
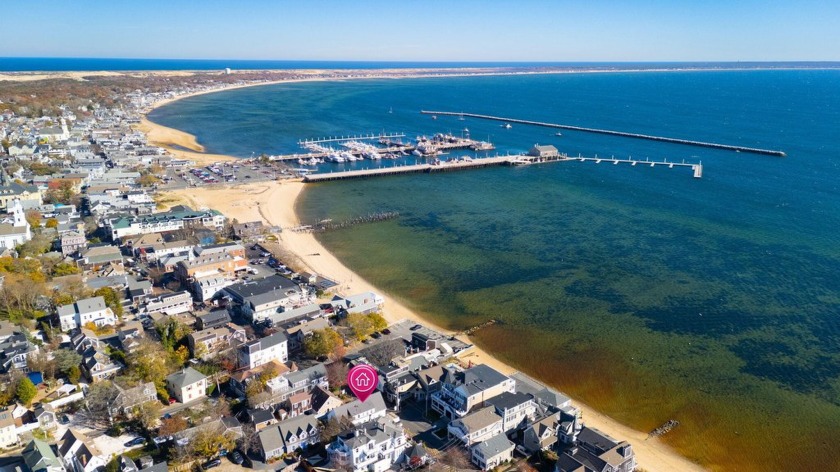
[0,58,765,72]
[150,70,840,471]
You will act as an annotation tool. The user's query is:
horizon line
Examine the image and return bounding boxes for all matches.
[3,56,840,64]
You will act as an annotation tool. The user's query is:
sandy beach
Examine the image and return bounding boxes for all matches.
[160,180,705,472]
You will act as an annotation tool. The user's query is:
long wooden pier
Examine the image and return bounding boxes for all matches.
[421,111,786,157]
[303,154,702,182]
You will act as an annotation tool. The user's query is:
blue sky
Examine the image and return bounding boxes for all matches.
[2,0,838,61]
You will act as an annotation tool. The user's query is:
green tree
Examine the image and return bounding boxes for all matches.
[53,348,83,374]
[51,262,80,277]
[16,377,37,406]
[191,425,236,460]
[155,317,191,352]
[304,328,343,359]
[368,312,388,332]
[126,339,170,384]
[93,286,123,318]
[67,365,81,384]
[346,313,374,340]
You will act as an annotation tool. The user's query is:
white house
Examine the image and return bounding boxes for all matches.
[327,416,410,472]
[326,392,387,426]
[166,367,207,403]
[0,405,18,449]
[237,332,288,370]
[57,429,108,472]
[57,297,116,332]
[143,291,192,315]
[471,433,515,471]
[448,406,504,446]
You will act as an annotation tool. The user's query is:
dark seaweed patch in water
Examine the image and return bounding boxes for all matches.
[731,339,840,398]
[565,280,626,307]
[633,297,758,336]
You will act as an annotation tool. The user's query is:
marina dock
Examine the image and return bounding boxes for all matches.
[303,154,703,182]
[421,111,787,157]
[270,131,494,162]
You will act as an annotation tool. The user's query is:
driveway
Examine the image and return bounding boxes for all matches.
[93,432,145,457]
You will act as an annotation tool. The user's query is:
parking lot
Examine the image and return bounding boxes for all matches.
[157,161,290,191]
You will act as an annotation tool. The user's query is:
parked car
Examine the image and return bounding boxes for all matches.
[382,329,391,335]
[124,437,145,447]
[229,450,244,465]
[371,332,382,339]
[202,458,222,469]
[410,324,422,331]
[168,397,177,405]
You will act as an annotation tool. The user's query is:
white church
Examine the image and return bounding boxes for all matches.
[0,198,32,250]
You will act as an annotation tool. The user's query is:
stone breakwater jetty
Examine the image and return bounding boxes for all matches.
[291,211,400,233]
[421,110,787,157]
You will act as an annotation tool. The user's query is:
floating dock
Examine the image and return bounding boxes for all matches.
[303,154,702,183]
[421,111,786,157]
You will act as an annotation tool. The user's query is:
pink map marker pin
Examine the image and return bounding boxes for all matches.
[347,364,378,402]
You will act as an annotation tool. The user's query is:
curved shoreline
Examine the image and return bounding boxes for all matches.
[148,70,707,472]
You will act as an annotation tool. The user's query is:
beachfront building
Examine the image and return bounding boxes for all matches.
[166,367,208,404]
[107,205,225,240]
[327,416,410,472]
[431,364,515,419]
[224,275,304,322]
[237,332,288,369]
[331,292,384,315]
[448,406,504,446]
[57,296,116,332]
[485,391,537,432]
[555,427,637,472]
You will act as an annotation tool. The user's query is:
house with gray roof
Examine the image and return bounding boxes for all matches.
[237,331,288,370]
[431,363,515,418]
[0,328,39,373]
[448,406,504,446]
[80,245,123,268]
[327,416,409,472]
[258,415,319,461]
[485,391,537,432]
[471,433,515,471]
[57,296,116,332]
[165,367,207,403]
[22,438,65,472]
[556,426,636,472]
[224,275,303,323]
[326,392,387,427]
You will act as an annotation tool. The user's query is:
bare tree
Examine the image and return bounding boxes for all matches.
[362,339,406,368]
[430,444,473,471]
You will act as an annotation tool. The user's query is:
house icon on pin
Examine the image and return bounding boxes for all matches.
[355,372,371,388]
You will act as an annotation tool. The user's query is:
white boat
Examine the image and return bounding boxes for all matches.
[502,123,512,129]
[340,151,356,162]
[509,158,531,166]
